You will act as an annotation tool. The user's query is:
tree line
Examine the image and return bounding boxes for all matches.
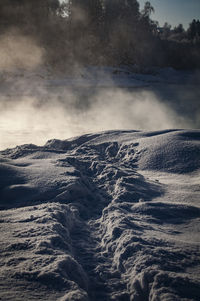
[0,0,200,70]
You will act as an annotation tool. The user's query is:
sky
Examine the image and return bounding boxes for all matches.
[138,0,200,29]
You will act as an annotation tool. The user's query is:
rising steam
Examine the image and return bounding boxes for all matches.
[0,29,44,71]
[0,86,194,150]
[0,29,198,150]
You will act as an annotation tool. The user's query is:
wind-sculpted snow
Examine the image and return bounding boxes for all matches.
[0,130,200,300]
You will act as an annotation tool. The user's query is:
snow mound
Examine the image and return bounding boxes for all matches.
[137,130,200,173]
[0,129,200,300]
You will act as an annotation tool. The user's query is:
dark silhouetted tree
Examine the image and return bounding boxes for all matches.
[188,19,200,41]
[173,24,184,34]
[141,1,154,18]
[0,0,61,30]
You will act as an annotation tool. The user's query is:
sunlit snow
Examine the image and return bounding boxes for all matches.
[0,129,200,300]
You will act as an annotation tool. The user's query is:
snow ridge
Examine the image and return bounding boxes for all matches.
[0,130,200,300]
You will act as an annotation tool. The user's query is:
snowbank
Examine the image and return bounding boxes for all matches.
[0,129,200,300]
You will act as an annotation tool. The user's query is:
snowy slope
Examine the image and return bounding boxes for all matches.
[0,129,200,301]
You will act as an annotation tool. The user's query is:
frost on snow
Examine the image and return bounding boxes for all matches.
[0,129,200,300]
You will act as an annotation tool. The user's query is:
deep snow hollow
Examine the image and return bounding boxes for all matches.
[0,129,200,301]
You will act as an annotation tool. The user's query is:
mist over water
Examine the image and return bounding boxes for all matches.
[0,29,44,71]
[0,85,197,150]
[0,29,199,150]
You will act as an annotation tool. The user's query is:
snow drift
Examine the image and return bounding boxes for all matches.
[0,129,200,300]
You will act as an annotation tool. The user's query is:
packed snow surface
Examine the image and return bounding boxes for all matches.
[0,129,200,300]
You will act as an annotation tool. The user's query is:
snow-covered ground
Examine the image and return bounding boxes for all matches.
[0,129,200,300]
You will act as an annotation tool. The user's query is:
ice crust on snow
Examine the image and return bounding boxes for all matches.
[0,129,200,300]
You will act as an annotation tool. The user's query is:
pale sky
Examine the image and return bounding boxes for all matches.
[138,0,200,29]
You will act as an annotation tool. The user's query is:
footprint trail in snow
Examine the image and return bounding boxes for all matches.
[0,129,200,300]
